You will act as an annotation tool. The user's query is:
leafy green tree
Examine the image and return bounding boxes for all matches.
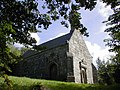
[96,58,113,85]
[0,0,38,74]
[20,47,30,55]
[103,0,120,84]
[97,57,120,85]
[104,0,120,63]
[41,0,97,36]
[0,44,21,75]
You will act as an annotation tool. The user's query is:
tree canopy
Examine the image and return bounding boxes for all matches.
[103,0,120,84]
[96,1,120,84]
[104,3,120,64]
[0,0,97,47]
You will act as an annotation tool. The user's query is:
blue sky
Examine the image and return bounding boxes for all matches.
[15,0,114,66]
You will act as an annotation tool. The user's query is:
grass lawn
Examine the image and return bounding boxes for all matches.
[0,76,120,90]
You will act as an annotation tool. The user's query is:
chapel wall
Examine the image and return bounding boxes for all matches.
[69,29,93,83]
[12,44,69,81]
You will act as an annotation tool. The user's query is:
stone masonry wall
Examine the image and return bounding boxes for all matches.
[13,44,69,81]
[68,29,93,83]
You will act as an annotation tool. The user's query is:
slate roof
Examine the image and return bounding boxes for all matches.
[23,33,72,58]
[40,33,72,49]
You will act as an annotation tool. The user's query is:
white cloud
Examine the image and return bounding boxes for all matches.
[99,24,115,36]
[85,41,114,67]
[30,33,40,45]
[99,24,107,33]
[95,24,107,34]
[95,0,113,34]
[97,1,113,19]
[14,43,24,48]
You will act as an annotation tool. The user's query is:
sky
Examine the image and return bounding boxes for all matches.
[15,0,114,66]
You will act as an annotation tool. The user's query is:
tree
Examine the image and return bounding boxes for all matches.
[0,0,37,74]
[20,47,30,55]
[41,0,97,36]
[103,0,120,84]
[96,58,113,85]
[0,0,97,46]
[0,44,21,75]
[104,0,120,63]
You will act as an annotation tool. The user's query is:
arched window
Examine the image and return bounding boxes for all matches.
[49,63,57,80]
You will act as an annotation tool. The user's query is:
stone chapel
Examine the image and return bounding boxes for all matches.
[12,29,97,84]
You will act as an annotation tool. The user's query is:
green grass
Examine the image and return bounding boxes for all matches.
[0,76,120,90]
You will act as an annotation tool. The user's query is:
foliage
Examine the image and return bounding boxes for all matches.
[8,45,21,57]
[20,47,30,55]
[0,0,38,75]
[102,0,119,8]
[96,58,113,85]
[103,0,120,84]
[41,0,97,36]
[104,1,120,63]
[0,0,42,45]
[0,0,97,47]
[97,57,120,85]
[0,76,120,90]
[2,74,13,90]
[0,44,22,75]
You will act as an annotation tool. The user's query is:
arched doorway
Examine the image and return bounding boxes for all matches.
[49,63,57,80]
